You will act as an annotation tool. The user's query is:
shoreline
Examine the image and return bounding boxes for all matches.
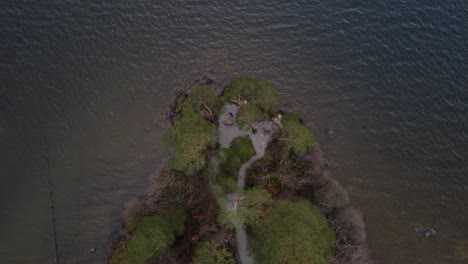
[108,73,373,264]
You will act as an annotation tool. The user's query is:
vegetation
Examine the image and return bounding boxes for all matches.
[192,241,236,264]
[182,85,223,120]
[237,187,273,226]
[127,208,186,264]
[165,110,217,176]
[223,76,280,114]
[110,76,372,264]
[236,103,263,129]
[250,200,335,264]
[216,137,255,177]
[282,112,315,154]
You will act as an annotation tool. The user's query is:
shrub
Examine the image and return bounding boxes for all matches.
[223,76,280,114]
[230,137,256,163]
[165,111,217,176]
[250,200,335,264]
[236,103,263,129]
[334,207,367,245]
[282,112,315,155]
[315,179,350,209]
[182,85,223,117]
[237,187,273,226]
[127,208,186,264]
[192,241,235,264]
[217,137,255,177]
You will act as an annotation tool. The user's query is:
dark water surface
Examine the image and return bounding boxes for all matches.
[1,1,467,263]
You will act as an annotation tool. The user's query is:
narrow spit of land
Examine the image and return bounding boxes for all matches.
[218,104,275,264]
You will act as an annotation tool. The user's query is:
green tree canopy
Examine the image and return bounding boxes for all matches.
[128,208,186,264]
[237,187,273,226]
[192,241,236,264]
[282,112,315,155]
[165,111,217,175]
[250,200,335,264]
[182,85,223,117]
[216,137,256,177]
[223,76,280,114]
[236,103,263,129]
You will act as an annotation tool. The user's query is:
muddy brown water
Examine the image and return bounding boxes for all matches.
[1,1,467,263]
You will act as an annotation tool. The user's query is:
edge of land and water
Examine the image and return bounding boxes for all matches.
[107,72,373,264]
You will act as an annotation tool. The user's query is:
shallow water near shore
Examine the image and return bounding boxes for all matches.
[1,1,467,263]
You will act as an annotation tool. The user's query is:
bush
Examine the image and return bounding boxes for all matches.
[217,137,255,177]
[334,207,367,245]
[237,187,273,226]
[182,85,223,117]
[192,241,235,264]
[250,200,335,264]
[165,111,217,176]
[223,76,280,114]
[230,137,256,163]
[127,208,186,264]
[236,103,263,129]
[282,112,315,155]
[315,179,350,209]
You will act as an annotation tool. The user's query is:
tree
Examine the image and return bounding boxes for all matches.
[250,200,335,264]
[165,111,217,176]
[223,76,280,114]
[253,79,280,114]
[182,85,223,120]
[192,241,235,264]
[216,137,256,177]
[237,187,273,225]
[282,112,315,155]
[236,103,263,129]
[127,208,186,264]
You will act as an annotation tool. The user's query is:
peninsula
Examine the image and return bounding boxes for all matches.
[108,75,373,264]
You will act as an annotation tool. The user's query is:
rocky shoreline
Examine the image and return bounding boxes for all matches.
[108,73,373,264]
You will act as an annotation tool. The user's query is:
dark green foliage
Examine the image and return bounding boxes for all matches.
[231,137,256,163]
[253,79,281,113]
[217,137,256,177]
[182,85,223,117]
[236,103,263,129]
[223,76,280,114]
[237,187,273,226]
[192,241,235,264]
[127,208,186,264]
[282,112,315,154]
[250,200,335,264]
[165,111,217,175]
[218,177,238,193]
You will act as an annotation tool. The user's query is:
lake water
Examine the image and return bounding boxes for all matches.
[1,1,466,263]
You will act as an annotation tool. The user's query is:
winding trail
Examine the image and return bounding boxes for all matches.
[218,104,275,264]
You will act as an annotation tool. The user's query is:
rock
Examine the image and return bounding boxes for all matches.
[90,247,96,253]
[223,116,235,126]
[424,228,437,237]
[424,230,431,237]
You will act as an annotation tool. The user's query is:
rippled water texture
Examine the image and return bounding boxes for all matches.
[1,1,467,263]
